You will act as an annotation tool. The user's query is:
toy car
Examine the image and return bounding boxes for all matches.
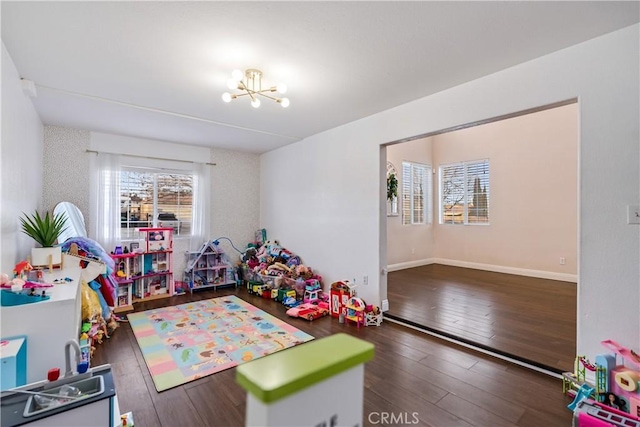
[286,303,329,321]
[249,283,270,296]
[283,296,301,308]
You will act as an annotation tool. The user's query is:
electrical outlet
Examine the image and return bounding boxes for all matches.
[411,247,415,254]
[560,257,566,265]
[628,205,640,224]
[363,275,368,286]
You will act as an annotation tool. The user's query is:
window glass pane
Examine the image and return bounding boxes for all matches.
[467,160,490,223]
[121,169,193,238]
[157,173,193,235]
[413,166,424,224]
[441,164,465,224]
[439,160,489,225]
[402,162,431,225]
[425,166,433,224]
[120,170,153,238]
[402,162,412,225]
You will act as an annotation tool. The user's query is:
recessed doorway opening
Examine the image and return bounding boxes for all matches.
[382,100,578,373]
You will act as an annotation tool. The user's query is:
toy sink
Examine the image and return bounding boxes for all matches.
[1,364,117,427]
[23,375,104,417]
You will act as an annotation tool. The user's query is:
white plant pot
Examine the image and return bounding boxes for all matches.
[31,246,62,267]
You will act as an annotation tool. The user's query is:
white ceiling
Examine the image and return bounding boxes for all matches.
[2,1,638,153]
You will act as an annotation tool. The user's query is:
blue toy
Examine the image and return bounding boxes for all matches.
[282,296,301,308]
[568,383,595,411]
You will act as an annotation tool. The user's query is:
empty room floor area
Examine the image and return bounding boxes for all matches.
[386,264,576,372]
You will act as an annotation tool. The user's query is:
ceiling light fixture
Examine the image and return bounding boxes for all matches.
[222,69,289,108]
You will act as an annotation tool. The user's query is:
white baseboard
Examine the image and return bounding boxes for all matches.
[387,258,577,283]
[387,258,435,272]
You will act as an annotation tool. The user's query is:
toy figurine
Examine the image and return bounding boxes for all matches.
[13,260,33,279]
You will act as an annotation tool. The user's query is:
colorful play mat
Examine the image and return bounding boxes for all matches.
[128,295,314,391]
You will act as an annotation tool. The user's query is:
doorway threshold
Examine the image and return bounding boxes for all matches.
[383,314,563,379]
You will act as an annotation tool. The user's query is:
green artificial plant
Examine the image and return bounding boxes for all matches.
[19,210,68,247]
[387,172,398,201]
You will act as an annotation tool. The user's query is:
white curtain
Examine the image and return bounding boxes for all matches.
[90,153,121,252]
[190,162,211,251]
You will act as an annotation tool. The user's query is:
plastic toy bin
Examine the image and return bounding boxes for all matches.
[258,274,282,288]
[282,277,306,297]
[1,290,50,306]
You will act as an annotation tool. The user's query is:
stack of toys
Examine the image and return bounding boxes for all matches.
[243,240,322,290]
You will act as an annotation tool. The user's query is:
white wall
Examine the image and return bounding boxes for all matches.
[386,137,434,266]
[261,25,640,361]
[1,42,44,272]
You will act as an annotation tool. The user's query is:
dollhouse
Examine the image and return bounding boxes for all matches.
[184,240,237,292]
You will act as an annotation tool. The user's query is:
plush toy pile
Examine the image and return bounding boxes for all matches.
[60,237,119,350]
[243,240,321,287]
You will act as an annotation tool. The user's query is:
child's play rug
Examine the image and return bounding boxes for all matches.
[128,295,314,391]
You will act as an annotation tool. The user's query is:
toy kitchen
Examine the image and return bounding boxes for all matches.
[1,260,121,426]
[0,360,120,427]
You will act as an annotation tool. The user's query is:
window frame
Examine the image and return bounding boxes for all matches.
[402,161,433,226]
[438,158,490,226]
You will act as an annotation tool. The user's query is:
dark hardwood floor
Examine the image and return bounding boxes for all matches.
[93,286,574,427]
[387,264,577,373]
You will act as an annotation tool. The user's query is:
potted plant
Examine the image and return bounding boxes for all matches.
[387,172,398,201]
[386,172,399,216]
[19,210,68,266]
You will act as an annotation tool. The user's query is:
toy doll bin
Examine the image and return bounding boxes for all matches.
[282,277,306,298]
[258,274,282,288]
[1,290,50,307]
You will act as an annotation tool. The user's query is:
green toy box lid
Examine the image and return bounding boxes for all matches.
[236,333,374,403]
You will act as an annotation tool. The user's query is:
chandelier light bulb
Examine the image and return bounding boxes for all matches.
[231,69,244,82]
[223,69,289,109]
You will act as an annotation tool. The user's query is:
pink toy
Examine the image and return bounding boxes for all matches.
[597,340,640,416]
[573,398,640,426]
[286,303,329,321]
[22,281,54,289]
[0,273,10,286]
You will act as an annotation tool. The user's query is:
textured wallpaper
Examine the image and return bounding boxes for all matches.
[42,126,260,281]
[208,147,261,264]
[43,126,91,231]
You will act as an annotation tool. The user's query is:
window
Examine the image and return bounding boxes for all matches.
[120,168,193,238]
[402,162,432,225]
[439,159,490,225]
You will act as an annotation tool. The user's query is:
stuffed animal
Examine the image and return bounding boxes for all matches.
[242,247,257,263]
[291,265,313,280]
[0,273,10,287]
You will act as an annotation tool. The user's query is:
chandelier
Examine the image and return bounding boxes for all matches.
[222,69,290,108]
